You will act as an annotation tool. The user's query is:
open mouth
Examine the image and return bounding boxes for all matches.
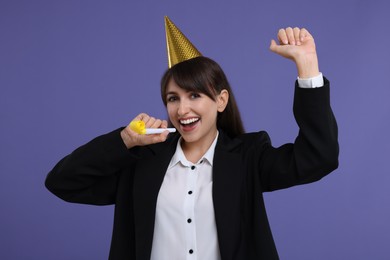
[179,117,200,130]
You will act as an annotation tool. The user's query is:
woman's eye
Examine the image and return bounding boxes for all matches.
[167,96,178,102]
[190,93,201,99]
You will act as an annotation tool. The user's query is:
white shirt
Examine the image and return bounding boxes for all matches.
[150,73,324,260]
[150,133,221,260]
[298,73,324,88]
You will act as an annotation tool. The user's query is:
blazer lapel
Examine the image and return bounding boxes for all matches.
[213,132,244,259]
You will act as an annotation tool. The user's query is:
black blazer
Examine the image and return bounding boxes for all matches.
[46,80,339,260]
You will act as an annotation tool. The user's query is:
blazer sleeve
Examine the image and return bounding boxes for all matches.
[45,128,138,205]
[259,78,339,191]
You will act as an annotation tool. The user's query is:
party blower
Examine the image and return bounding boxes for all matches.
[129,120,176,135]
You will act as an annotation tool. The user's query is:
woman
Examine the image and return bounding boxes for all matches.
[46,25,339,260]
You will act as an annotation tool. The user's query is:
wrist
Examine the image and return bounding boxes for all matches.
[120,129,134,149]
[294,53,319,78]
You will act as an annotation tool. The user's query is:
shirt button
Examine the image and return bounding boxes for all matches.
[187,218,192,223]
[188,191,193,195]
[189,249,194,254]
[191,166,196,170]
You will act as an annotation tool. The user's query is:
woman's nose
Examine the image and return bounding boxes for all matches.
[178,100,190,116]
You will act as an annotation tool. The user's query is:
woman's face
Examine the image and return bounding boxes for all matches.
[165,79,228,148]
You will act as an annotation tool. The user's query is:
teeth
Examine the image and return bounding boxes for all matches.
[180,118,199,125]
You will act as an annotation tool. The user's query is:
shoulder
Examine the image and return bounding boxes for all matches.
[238,131,271,143]
[216,130,272,153]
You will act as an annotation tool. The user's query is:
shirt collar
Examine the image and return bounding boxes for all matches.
[168,132,219,169]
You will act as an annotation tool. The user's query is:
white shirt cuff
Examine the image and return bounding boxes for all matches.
[297,73,324,88]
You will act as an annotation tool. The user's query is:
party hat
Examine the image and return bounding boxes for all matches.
[165,16,202,68]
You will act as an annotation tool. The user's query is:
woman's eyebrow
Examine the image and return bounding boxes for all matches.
[165,91,177,96]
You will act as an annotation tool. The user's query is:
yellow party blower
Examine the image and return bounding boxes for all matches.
[129,120,176,135]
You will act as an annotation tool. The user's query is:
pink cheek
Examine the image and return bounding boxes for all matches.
[166,107,177,122]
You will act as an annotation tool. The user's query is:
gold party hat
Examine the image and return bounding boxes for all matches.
[165,16,202,68]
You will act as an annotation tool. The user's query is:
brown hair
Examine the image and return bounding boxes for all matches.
[160,56,245,138]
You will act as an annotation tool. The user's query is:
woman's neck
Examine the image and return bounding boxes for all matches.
[181,131,218,164]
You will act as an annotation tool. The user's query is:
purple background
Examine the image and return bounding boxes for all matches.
[1,0,389,259]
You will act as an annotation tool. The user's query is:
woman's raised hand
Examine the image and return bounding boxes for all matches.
[269,27,320,78]
[120,113,170,149]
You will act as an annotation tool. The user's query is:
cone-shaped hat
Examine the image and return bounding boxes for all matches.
[165,16,202,68]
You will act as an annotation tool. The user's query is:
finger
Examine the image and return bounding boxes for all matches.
[285,27,295,45]
[299,28,312,42]
[293,27,301,45]
[144,116,156,128]
[269,39,295,60]
[149,131,169,144]
[134,113,150,125]
[299,28,307,41]
[159,131,169,142]
[278,29,288,45]
[150,119,162,129]
[269,39,280,53]
[161,120,168,129]
[126,124,140,136]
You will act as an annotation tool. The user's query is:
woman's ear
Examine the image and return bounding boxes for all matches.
[217,89,229,112]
